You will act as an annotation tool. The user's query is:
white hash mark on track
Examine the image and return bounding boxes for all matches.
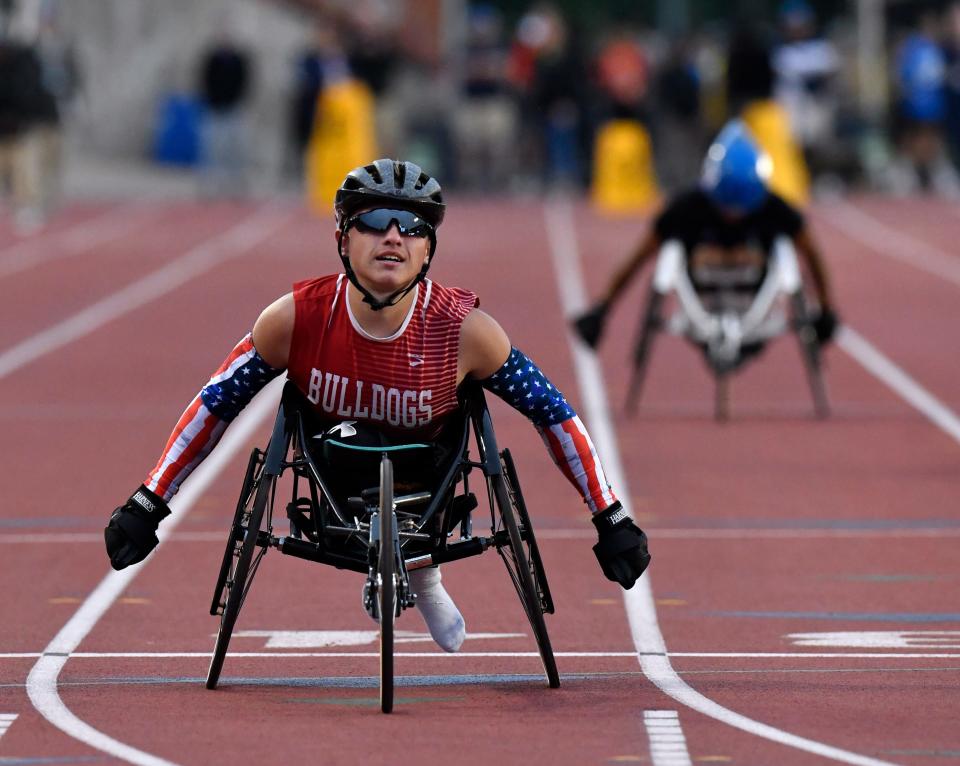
[644,711,693,766]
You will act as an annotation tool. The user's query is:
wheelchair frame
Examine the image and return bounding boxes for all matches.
[626,238,830,421]
[204,381,559,712]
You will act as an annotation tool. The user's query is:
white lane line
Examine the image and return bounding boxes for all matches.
[543,198,903,766]
[837,326,960,445]
[644,710,693,766]
[0,204,292,380]
[815,201,960,287]
[7,651,960,660]
[25,376,283,766]
[0,203,159,280]
[6,526,960,544]
[0,713,17,740]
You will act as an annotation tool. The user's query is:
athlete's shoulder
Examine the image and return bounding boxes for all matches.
[425,279,479,320]
[293,273,341,302]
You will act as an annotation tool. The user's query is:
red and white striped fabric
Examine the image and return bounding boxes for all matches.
[144,334,265,500]
[538,416,618,514]
[287,274,477,440]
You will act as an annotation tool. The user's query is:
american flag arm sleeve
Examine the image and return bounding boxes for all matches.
[143,333,282,501]
[480,347,618,514]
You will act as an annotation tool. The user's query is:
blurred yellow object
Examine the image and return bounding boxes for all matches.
[306,78,378,212]
[591,119,660,215]
[741,99,810,208]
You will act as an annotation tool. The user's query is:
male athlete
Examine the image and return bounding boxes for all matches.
[574,120,838,349]
[104,159,650,653]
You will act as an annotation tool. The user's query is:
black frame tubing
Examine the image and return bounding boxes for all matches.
[791,292,830,418]
[626,288,663,415]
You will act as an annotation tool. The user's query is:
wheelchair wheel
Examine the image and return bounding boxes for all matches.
[206,459,273,691]
[492,465,560,689]
[209,447,262,616]
[378,455,396,714]
[502,450,554,615]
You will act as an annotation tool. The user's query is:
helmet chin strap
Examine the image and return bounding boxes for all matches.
[337,227,436,312]
[339,257,429,311]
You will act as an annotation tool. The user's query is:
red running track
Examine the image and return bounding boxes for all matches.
[0,195,958,766]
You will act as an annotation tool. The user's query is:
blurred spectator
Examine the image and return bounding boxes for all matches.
[453,4,517,193]
[652,38,704,190]
[772,0,841,177]
[287,30,326,179]
[515,4,588,189]
[197,32,253,197]
[595,30,649,121]
[884,17,960,196]
[32,3,77,215]
[941,2,960,169]
[303,29,378,210]
[344,6,399,99]
[0,25,53,233]
[342,3,402,159]
[726,25,775,114]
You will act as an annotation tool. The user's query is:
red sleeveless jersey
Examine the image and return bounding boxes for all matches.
[287,274,479,440]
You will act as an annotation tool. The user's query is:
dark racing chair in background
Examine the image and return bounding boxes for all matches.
[627,237,829,421]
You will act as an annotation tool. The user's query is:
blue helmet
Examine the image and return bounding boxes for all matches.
[701,121,771,214]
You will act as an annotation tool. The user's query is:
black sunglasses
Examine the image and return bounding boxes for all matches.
[349,208,434,239]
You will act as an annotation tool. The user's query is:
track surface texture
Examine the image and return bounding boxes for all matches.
[1,195,958,765]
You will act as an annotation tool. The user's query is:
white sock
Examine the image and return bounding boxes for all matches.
[409,566,465,653]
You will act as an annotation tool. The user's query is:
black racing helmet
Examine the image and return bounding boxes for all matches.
[334,159,445,228]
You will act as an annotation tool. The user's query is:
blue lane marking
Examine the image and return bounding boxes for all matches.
[840,575,938,583]
[0,518,100,529]
[671,518,960,530]
[709,611,960,623]
[0,758,103,765]
[55,672,636,689]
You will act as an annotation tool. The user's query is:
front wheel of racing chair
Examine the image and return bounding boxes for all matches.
[470,390,559,688]
[205,400,287,690]
[376,455,397,713]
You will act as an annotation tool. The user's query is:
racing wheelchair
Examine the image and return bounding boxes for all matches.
[205,380,558,713]
[626,237,830,421]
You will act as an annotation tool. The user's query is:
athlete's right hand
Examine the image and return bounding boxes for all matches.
[572,301,609,349]
[104,485,171,570]
[591,502,651,589]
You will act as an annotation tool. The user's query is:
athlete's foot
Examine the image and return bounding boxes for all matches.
[409,566,465,653]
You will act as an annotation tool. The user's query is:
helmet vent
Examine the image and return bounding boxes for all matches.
[414,172,429,190]
[365,163,382,184]
[393,161,406,189]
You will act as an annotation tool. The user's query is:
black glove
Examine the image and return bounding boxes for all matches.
[591,501,651,589]
[812,307,838,345]
[104,485,171,570]
[572,302,610,349]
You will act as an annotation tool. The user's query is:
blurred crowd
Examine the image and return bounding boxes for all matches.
[6,0,960,226]
[276,0,960,207]
[0,0,78,232]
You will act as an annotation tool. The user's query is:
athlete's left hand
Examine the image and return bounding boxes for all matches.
[591,502,651,589]
[572,302,609,349]
[812,307,838,345]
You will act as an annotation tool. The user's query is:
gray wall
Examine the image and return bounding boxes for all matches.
[61,0,312,184]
